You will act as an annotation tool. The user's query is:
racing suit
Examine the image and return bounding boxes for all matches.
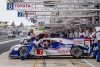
[91,37,98,59]
[97,41,100,62]
[91,31,100,61]
[90,32,96,54]
[90,37,94,54]
[96,32,100,62]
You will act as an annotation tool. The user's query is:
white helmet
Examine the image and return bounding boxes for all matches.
[95,27,100,32]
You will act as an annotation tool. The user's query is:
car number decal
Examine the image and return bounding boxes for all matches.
[36,49,43,54]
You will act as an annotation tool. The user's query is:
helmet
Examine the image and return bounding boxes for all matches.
[30,29,34,33]
[95,27,100,32]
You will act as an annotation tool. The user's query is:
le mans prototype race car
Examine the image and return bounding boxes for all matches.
[9,38,91,58]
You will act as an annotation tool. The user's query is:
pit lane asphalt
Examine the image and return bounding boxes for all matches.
[0,39,20,54]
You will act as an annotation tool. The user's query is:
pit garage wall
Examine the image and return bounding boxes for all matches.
[68,28,94,38]
[74,31,79,37]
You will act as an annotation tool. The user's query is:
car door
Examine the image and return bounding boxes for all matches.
[58,38,73,55]
[51,41,71,55]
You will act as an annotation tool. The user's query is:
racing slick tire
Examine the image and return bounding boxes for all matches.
[70,46,83,58]
[18,46,27,57]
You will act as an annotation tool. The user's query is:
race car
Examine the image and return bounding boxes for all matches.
[9,37,91,58]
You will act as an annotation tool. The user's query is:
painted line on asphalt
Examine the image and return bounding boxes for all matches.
[83,59,95,67]
[43,59,46,67]
[0,37,26,44]
[0,51,8,55]
[33,59,38,67]
[73,59,83,67]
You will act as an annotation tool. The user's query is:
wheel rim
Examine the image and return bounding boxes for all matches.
[19,47,27,56]
[71,47,83,58]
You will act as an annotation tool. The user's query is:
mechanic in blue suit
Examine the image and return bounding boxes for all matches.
[90,35,98,58]
[28,29,33,36]
[21,33,37,60]
[92,31,100,62]
[90,40,94,54]
[28,29,36,41]
[89,28,100,61]
[97,41,100,62]
[96,31,100,62]
[90,32,95,55]
[89,30,96,55]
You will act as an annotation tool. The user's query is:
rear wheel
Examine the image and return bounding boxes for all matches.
[18,46,27,57]
[70,46,83,58]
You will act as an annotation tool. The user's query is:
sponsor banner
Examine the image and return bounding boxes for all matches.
[73,39,84,46]
[25,11,35,17]
[7,2,32,10]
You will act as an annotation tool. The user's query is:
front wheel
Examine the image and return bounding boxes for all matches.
[70,46,83,58]
[18,46,27,57]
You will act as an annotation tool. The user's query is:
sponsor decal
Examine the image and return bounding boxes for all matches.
[7,3,32,10]
[14,4,31,8]
[57,49,70,53]
[73,40,82,43]
[73,39,84,44]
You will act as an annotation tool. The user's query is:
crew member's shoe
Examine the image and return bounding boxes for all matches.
[21,56,25,60]
[97,59,100,62]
